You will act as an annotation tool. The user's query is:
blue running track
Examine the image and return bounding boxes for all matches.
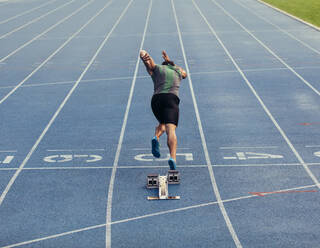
[0,0,320,247]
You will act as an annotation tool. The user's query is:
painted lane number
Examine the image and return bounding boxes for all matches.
[43,154,102,163]
[224,152,283,160]
[135,153,193,162]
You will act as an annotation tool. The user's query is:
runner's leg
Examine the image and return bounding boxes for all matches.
[151,123,164,158]
[165,123,177,160]
[155,123,166,139]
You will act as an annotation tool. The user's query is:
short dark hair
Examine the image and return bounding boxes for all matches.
[162,61,175,66]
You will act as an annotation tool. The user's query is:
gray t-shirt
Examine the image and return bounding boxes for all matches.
[151,64,183,97]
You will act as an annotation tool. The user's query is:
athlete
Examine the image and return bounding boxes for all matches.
[140,50,187,170]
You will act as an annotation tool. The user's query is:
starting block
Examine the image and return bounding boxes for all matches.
[147,170,180,200]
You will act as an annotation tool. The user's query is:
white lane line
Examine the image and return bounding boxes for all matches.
[188,65,320,76]
[172,0,242,247]
[190,67,287,75]
[182,29,306,35]
[112,183,320,225]
[0,76,143,89]
[213,162,301,167]
[0,150,17,153]
[0,0,77,40]
[117,164,207,168]
[132,147,190,150]
[194,0,320,189]
[0,0,95,63]
[0,165,206,171]
[0,165,202,171]
[0,0,58,25]
[0,0,117,206]
[23,166,114,170]
[0,224,107,248]
[306,163,320,166]
[3,162,318,171]
[118,163,309,168]
[0,0,111,105]
[3,182,318,248]
[211,0,320,97]
[105,1,152,247]
[111,195,255,225]
[235,0,320,56]
[0,167,113,171]
[0,63,318,90]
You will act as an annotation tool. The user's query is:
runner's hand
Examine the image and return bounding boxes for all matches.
[141,53,151,62]
[162,50,170,62]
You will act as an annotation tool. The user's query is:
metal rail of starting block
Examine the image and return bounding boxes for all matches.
[147,170,180,200]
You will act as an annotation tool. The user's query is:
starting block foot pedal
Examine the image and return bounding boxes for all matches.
[167,170,180,184]
[147,173,159,188]
[146,171,180,200]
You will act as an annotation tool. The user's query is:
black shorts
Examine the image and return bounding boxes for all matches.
[151,93,180,126]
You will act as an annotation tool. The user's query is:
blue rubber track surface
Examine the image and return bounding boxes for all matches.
[0,0,320,247]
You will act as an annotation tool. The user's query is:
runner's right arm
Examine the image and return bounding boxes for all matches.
[140,50,155,75]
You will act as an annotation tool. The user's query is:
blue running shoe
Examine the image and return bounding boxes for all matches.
[151,137,160,158]
[168,158,176,170]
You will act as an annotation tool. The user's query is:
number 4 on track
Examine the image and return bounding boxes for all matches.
[224,152,283,160]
